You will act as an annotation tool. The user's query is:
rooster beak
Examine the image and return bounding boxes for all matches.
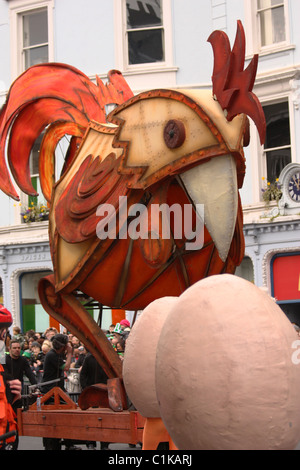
[179,154,238,262]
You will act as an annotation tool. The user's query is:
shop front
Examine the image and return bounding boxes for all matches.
[271,252,300,324]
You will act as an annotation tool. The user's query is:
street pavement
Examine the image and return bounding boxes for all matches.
[17,435,142,450]
[17,435,300,451]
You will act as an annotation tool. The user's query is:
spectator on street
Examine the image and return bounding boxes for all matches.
[70,336,82,368]
[41,333,79,450]
[120,319,131,333]
[43,327,58,341]
[41,339,52,355]
[6,339,37,393]
[41,334,72,394]
[74,345,87,370]
[80,352,109,450]
[12,326,26,349]
[5,337,37,450]
[30,341,44,382]
[0,306,22,450]
[21,338,30,356]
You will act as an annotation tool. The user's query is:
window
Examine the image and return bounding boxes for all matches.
[126,0,164,65]
[114,0,173,73]
[9,0,54,79]
[263,101,291,182]
[20,271,53,332]
[244,0,291,54]
[26,131,68,211]
[22,8,48,70]
[257,0,286,47]
[235,257,254,283]
[28,134,43,207]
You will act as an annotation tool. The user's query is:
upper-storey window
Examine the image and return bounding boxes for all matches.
[263,101,291,182]
[257,0,286,48]
[22,8,48,70]
[9,0,54,79]
[244,0,291,55]
[126,0,164,65]
[114,0,173,73]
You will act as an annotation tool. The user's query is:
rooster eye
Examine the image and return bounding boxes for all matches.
[164,120,186,149]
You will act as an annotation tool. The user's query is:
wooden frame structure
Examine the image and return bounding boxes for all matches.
[17,387,145,445]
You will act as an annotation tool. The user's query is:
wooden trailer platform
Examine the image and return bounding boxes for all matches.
[17,386,145,445]
[17,408,145,444]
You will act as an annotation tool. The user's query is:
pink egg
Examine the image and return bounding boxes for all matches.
[123,296,177,417]
[155,274,300,450]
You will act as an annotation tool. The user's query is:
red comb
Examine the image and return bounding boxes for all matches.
[208,20,266,145]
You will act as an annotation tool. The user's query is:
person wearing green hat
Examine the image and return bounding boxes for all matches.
[113,323,124,335]
[111,324,126,359]
[22,349,32,359]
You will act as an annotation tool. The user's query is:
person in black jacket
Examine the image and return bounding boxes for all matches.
[5,338,37,448]
[41,334,72,394]
[6,339,37,393]
[79,352,109,390]
[41,333,79,450]
[80,352,109,450]
[0,308,22,451]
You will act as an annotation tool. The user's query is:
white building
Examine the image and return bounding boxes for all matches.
[0,0,299,330]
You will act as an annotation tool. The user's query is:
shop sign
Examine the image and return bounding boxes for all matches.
[272,254,300,301]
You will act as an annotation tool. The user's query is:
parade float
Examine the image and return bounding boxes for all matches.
[1,21,297,450]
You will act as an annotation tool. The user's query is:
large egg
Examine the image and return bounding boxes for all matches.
[155,274,300,450]
[123,296,177,417]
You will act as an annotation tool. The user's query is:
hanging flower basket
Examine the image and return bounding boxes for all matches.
[261,178,282,207]
[21,202,50,223]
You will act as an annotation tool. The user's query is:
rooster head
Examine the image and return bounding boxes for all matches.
[107,87,248,262]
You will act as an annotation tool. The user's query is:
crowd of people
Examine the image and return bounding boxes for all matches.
[5,319,131,388]
[1,317,132,450]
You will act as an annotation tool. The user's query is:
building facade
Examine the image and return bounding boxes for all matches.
[0,0,299,329]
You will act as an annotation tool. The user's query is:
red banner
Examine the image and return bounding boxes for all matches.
[272,254,300,301]
[111,309,126,325]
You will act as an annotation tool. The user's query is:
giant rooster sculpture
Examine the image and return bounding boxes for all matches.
[0,21,265,381]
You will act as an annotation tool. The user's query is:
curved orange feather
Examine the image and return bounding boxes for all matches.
[8,99,89,197]
[0,63,133,200]
[39,121,86,203]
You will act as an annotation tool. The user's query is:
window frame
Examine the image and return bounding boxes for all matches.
[9,0,54,80]
[257,0,287,49]
[262,99,292,183]
[22,7,49,70]
[114,0,173,73]
[244,0,291,56]
[255,93,295,203]
[244,70,297,205]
